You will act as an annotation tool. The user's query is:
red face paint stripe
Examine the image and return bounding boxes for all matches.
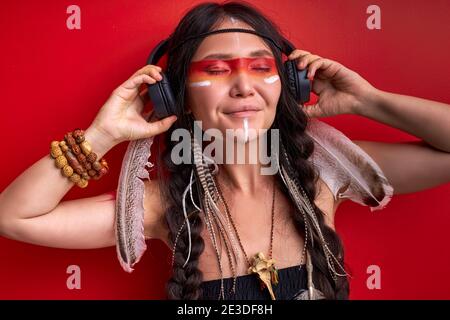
[188,57,278,82]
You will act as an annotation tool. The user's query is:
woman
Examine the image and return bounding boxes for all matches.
[0,1,449,300]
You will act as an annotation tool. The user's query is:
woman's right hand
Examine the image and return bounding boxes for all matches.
[89,64,177,147]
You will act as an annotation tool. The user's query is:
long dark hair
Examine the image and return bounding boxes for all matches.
[156,0,349,299]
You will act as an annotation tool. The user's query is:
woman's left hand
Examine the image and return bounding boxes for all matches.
[288,49,379,118]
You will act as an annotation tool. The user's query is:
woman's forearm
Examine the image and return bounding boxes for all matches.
[354,89,450,152]
[0,126,114,222]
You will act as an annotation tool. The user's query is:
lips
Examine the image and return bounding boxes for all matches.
[223,105,262,115]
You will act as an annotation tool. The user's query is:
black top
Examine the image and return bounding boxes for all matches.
[199,264,307,300]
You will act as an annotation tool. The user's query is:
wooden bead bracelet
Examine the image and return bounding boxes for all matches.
[50,128,109,188]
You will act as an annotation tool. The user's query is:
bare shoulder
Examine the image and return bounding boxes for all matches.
[143,179,169,246]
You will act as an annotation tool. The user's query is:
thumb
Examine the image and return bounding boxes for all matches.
[303,103,323,118]
[138,115,178,139]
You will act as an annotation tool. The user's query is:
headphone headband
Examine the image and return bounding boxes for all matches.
[145,27,310,119]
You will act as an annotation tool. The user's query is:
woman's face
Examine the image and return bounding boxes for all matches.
[186,18,282,139]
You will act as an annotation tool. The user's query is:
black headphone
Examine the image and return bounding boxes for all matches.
[146,28,310,119]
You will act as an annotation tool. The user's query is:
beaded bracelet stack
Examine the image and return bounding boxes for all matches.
[50,128,109,188]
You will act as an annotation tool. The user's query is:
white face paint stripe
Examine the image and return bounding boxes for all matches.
[228,16,241,53]
[243,117,249,143]
[263,75,280,84]
[188,80,211,87]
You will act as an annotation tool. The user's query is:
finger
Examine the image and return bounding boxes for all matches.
[141,67,163,82]
[138,65,162,77]
[297,54,321,70]
[288,49,311,59]
[307,58,335,79]
[114,74,158,102]
[303,103,323,118]
[122,74,157,91]
[131,64,162,78]
[144,115,178,137]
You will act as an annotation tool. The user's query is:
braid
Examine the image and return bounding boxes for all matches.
[166,205,205,299]
[161,140,205,299]
[276,90,350,299]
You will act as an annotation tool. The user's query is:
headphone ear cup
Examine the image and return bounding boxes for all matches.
[284,59,311,104]
[147,71,176,119]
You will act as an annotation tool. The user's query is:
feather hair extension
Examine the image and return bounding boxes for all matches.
[292,250,325,300]
[305,118,394,211]
[278,142,348,278]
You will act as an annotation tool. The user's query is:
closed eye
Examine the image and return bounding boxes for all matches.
[252,67,272,72]
[206,69,229,75]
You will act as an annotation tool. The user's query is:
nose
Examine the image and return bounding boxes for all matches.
[229,70,255,98]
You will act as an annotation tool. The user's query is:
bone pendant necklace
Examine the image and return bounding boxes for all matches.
[215,178,278,300]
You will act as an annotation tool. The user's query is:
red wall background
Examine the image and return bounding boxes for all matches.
[0,0,449,299]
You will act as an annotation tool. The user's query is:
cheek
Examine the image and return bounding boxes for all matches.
[260,75,282,108]
[187,85,227,125]
[188,86,222,111]
[259,76,281,128]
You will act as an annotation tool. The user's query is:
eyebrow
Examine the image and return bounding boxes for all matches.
[200,49,274,60]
